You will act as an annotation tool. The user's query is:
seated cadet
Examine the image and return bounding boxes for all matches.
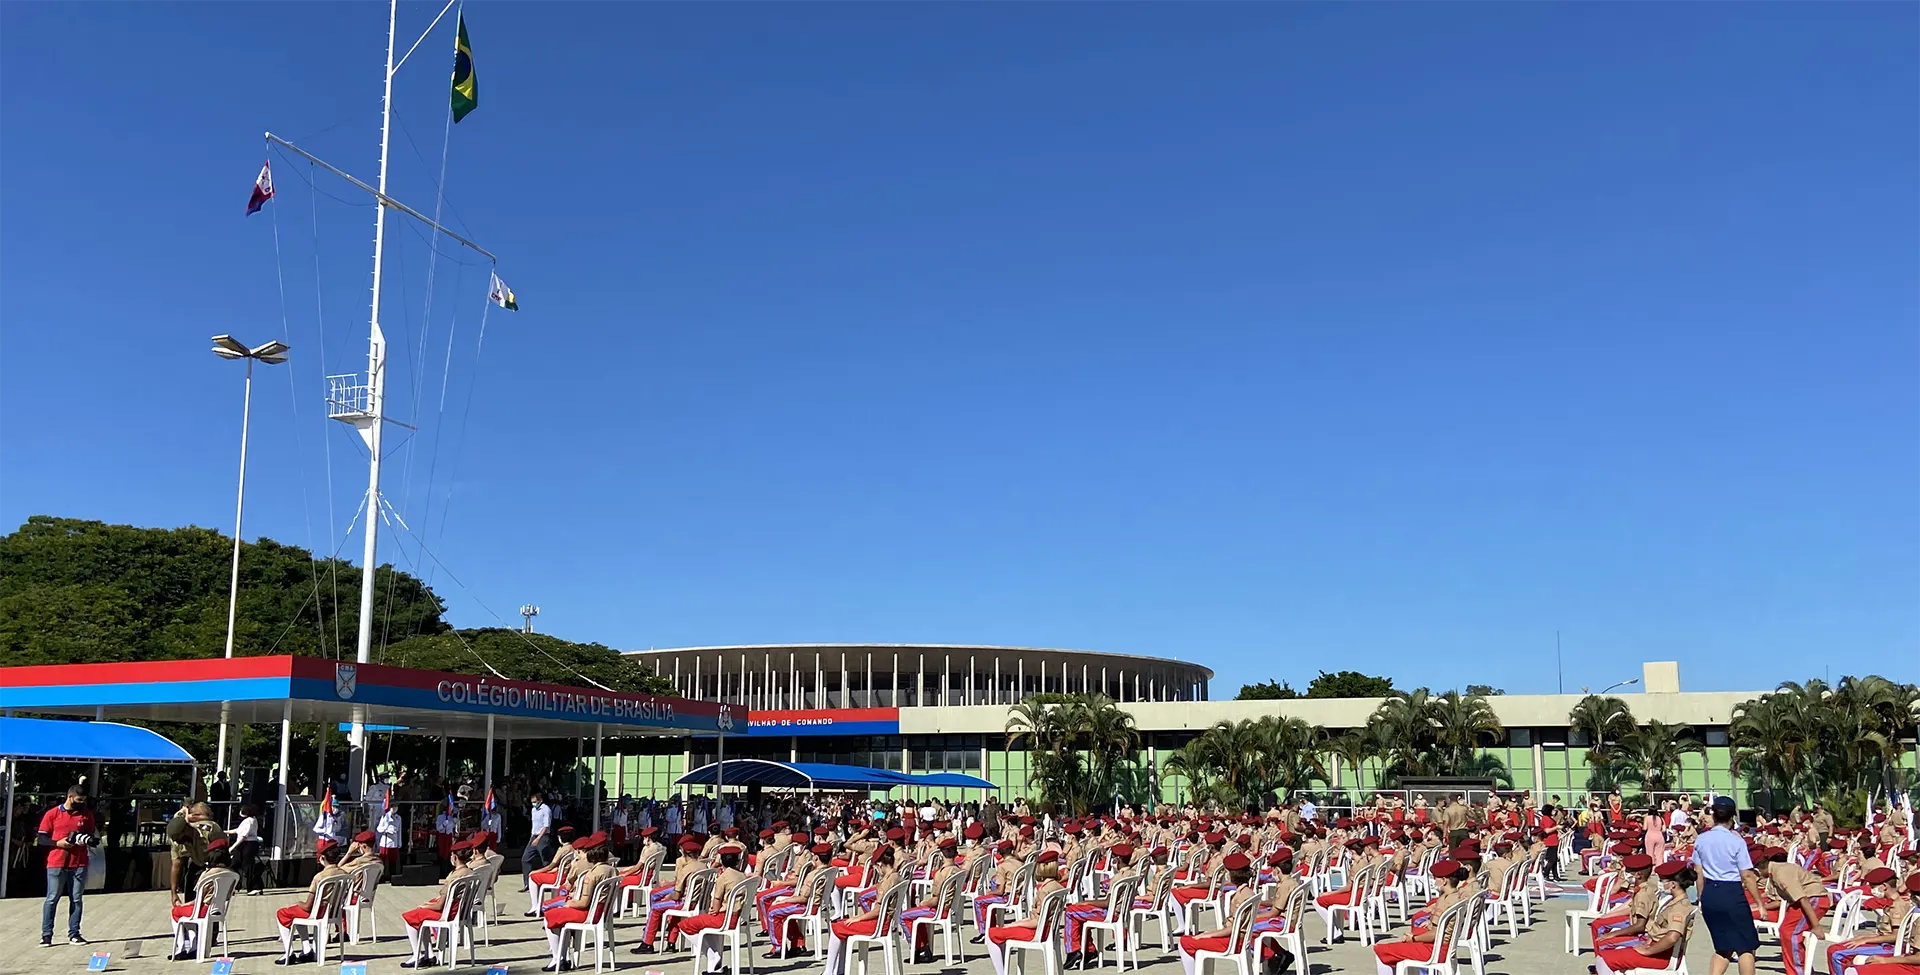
[984,852,1067,975]
[824,848,905,975]
[1827,870,1915,975]
[636,834,708,952]
[527,826,580,916]
[1176,853,1260,975]
[1591,854,1657,947]
[764,842,832,959]
[541,833,616,972]
[168,840,238,960]
[902,838,962,963]
[1594,863,1694,974]
[1372,859,1471,975]
[400,838,474,967]
[273,842,351,965]
[667,841,749,951]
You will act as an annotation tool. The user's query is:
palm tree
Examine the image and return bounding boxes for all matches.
[1730,695,1801,811]
[1251,716,1326,801]
[1568,695,1636,789]
[1324,729,1375,795]
[1430,690,1504,775]
[1617,720,1705,794]
[1369,689,1439,781]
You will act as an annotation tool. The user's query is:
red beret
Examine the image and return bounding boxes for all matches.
[680,836,703,850]
[1862,867,1896,885]
[1267,849,1292,866]
[885,827,906,841]
[759,829,775,839]
[1110,844,1134,859]
[353,830,376,844]
[938,837,958,851]
[997,840,1015,852]
[964,823,985,840]
[1622,854,1653,871]
[1204,832,1226,845]
[1037,850,1060,863]
[1430,859,1463,879]
[1907,874,1920,894]
[1063,823,1083,834]
[1451,846,1482,862]
[722,827,740,836]
[812,843,833,855]
[641,827,659,838]
[207,838,229,851]
[1654,861,1686,878]
[1223,852,1250,871]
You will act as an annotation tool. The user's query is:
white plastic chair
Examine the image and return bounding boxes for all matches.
[1128,867,1179,953]
[1390,896,1474,975]
[779,868,841,960]
[1754,898,1787,940]
[1562,871,1619,953]
[985,861,1038,930]
[1004,888,1069,975]
[848,882,912,975]
[1193,892,1260,975]
[660,868,717,950]
[689,876,761,975]
[1183,867,1229,934]
[556,874,621,973]
[464,855,502,946]
[618,846,668,918]
[285,875,354,966]
[1647,907,1698,975]
[345,861,385,944]
[1484,863,1531,941]
[416,875,480,969]
[1325,863,1379,945]
[1077,874,1140,971]
[173,870,240,961]
[910,868,970,967]
[1251,885,1309,975]
[1799,890,1865,975]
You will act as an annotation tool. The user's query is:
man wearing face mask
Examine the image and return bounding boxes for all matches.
[39,786,97,947]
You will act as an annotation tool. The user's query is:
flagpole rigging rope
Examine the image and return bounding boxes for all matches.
[308,157,348,660]
[269,154,334,663]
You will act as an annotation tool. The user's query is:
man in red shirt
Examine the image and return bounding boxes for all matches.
[38,786,97,947]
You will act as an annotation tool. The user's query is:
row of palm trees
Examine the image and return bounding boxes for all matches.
[1001,676,1918,813]
[1166,688,1511,808]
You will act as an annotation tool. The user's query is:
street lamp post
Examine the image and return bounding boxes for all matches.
[211,335,289,779]
[1600,678,1640,695]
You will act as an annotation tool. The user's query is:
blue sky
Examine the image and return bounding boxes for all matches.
[3,3,1915,696]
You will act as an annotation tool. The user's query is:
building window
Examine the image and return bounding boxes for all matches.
[1704,728,1728,747]
[1507,728,1532,748]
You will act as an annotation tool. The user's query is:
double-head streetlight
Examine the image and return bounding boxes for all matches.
[211,335,290,777]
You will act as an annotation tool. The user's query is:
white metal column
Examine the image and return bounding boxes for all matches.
[274,701,292,859]
[592,725,604,833]
[483,715,495,809]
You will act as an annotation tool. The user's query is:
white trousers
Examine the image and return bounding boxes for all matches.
[824,932,852,975]
[1178,946,1201,975]
[985,937,1008,975]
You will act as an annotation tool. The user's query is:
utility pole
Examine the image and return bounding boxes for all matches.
[520,605,540,635]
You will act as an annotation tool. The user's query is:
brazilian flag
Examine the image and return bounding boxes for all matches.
[451,13,477,123]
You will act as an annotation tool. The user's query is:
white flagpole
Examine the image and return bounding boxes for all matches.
[346,0,399,799]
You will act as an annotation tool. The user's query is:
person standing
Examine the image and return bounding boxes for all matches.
[226,803,264,895]
[1690,796,1762,975]
[376,801,406,881]
[38,786,96,947]
[520,791,555,891]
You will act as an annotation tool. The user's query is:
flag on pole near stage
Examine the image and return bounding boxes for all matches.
[246,161,274,215]
[382,786,392,815]
[446,792,459,817]
[318,787,336,817]
[489,270,518,311]
[451,13,477,123]
[484,788,498,816]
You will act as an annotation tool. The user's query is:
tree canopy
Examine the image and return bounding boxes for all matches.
[1306,670,1396,698]
[1236,679,1300,700]
[0,516,673,787]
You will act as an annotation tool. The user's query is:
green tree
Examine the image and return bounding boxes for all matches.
[1237,680,1301,701]
[1617,720,1705,794]
[1306,671,1396,699]
[1465,684,1505,696]
[1430,690,1504,774]
[1569,695,1636,790]
[1004,694,1140,814]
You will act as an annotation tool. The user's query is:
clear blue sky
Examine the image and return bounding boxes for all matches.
[3,2,1915,696]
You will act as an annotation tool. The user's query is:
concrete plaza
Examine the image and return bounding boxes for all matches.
[0,881,1781,975]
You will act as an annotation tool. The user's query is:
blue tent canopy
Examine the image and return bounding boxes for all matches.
[675,760,919,790]
[0,716,197,764]
[912,772,997,789]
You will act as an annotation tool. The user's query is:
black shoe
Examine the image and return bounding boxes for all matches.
[915,949,936,964]
[1062,952,1082,969]
[69,936,89,946]
[401,961,422,969]
[631,944,656,955]
[525,910,541,918]
[970,935,986,944]
[41,939,53,948]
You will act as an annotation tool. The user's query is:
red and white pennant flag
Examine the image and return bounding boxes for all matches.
[246,161,274,216]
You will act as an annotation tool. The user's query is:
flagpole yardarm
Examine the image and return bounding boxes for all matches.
[265,134,495,262]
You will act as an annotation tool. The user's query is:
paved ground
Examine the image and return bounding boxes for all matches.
[0,881,1802,975]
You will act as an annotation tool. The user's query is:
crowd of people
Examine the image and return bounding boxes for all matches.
[20,779,1920,974]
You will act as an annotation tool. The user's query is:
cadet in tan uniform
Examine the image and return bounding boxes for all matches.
[1594,862,1693,974]
[275,842,351,964]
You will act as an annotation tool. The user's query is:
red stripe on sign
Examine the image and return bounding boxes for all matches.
[0,656,296,687]
[750,707,898,723]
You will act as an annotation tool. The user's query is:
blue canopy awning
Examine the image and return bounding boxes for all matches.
[912,772,997,789]
[0,716,197,764]
[675,760,918,790]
